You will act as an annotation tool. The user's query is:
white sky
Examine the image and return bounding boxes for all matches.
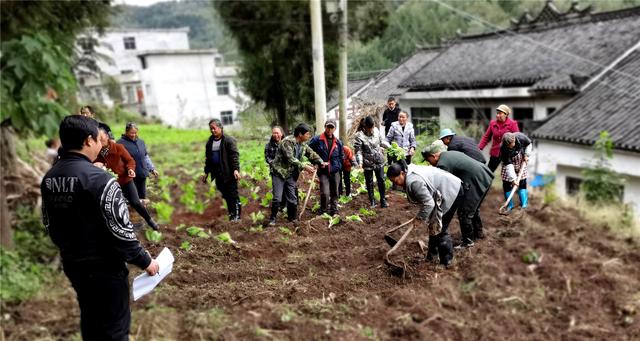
[113,0,178,7]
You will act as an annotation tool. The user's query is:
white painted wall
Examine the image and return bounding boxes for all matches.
[140,52,245,128]
[536,140,640,215]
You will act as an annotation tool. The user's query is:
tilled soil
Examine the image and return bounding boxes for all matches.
[4,185,640,340]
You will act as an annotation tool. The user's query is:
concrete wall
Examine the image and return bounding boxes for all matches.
[537,140,640,215]
[140,53,244,128]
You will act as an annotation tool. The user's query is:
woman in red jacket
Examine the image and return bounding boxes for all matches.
[478,104,519,172]
[95,126,159,230]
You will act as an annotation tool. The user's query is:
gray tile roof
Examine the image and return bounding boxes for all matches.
[532,49,640,152]
[326,79,371,110]
[400,7,640,92]
[357,48,441,101]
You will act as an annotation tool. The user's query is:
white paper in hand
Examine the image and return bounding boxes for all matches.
[132,247,174,301]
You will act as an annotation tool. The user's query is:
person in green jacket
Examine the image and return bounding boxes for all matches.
[269,123,326,225]
[423,140,494,247]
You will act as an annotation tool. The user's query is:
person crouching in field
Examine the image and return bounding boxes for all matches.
[42,115,159,340]
[339,144,357,197]
[201,119,241,221]
[94,124,159,230]
[387,161,464,267]
[423,140,494,247]
[500,132,532,211]
[308,119,344,216]
[353,116,390,208]
[269,123,326,225]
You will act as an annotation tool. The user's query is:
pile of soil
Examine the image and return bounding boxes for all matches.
[4,185,639,340]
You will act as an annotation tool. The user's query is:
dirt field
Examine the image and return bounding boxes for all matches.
[4,178,640,340]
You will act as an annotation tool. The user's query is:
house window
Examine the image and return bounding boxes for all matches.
[214,55,223,65]
[566,176,582,196]
[513,107,534,133]
[217,81,230,95]
[411,107,439,135]
[221,111,233,125]
[123,37,136,50]
[125,85,136,103]
[455,107,491,127]
[547,107,556,116]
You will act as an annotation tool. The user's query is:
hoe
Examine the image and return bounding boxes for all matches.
[499,160,528,215]
[383,217,416,276]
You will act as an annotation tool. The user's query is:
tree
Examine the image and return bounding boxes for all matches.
[214,0,389,132]
[580,131,626,204]
[0,1,113,248]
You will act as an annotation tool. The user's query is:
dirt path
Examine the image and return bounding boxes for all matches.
[4,189,640,340]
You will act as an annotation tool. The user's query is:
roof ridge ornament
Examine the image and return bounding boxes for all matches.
[511,0,593,32]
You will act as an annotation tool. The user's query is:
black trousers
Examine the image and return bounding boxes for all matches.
[319,172,340,214]
[271,174,298,220]
[502,179,527,193]
[364,167,385,202]
[64,266,131,341]
[428,187,464,265]
[133,177,147,199]
[457,185,490,242]
[338,169,351,196]
[487,156,501,172]
[121,181,153,225]
[213,172,239,215]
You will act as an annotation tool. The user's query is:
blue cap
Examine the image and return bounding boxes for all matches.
[439,128,456,139]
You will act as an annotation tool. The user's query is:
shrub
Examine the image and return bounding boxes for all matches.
[581,131,625,204]
[0,248,48,303]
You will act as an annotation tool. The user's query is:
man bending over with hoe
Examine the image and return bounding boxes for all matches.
[387,161,463,267]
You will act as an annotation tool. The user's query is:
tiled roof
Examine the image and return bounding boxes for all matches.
[357,48,441,101]
[400,7,640,92]
[532,49,640,152]
[326,79,371,110]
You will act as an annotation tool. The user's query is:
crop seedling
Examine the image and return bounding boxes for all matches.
[249,226,264,233]
[346,215,363,223]
[186,226,209,238]
[279,226,294,236]
[250,211,265,224]
[180,241,192,251]
[280,308,296,322]
[152,201,174,224]
[176,223,186,232]
[328,215,341,229]
[522,250,540,264]
[311,202,321,213]
[215,232,236,244]
[298,189,306,201]
[359,207,376,217]
[239,196,249,206]
[180,181,205,214]
[338,195,352,205]
[320,212,332,220]
[145,230,163,243]
[260,192,273,208]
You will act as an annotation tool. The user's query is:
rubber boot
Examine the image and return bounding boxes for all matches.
[425,237,439,263]
[504,191,514,211]
[287,203,298,222]
[269,203,278,226]
[472,213,484,240]
[236,199,242,220]
[518,189,529,209]
[380,198,389,208]
[368,192,376,208]
[437,232,454,267]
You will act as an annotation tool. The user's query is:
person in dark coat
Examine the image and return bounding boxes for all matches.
[117,122,158,200]
[41,115,159,340]
[500,132,532,211]
[438,128,486,163]
[265,126,284,214]
[308,119,344,215]
[201,119,241,221]
[381,96,401,136]
[423,140,494,247]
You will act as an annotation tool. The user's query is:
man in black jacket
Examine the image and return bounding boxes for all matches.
[201,119,241,221]
[381,97,401,136]
[438,128,486,164]
[41,115,159,340]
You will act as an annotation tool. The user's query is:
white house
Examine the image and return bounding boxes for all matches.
[532,47,640,215]
[137,49,247,128]
[77,28,191,111]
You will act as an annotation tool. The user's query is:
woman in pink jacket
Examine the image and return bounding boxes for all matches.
[478,104,519,172]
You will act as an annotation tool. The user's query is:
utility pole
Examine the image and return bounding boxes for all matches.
[310,0,327,132]
[338,0,348,140]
